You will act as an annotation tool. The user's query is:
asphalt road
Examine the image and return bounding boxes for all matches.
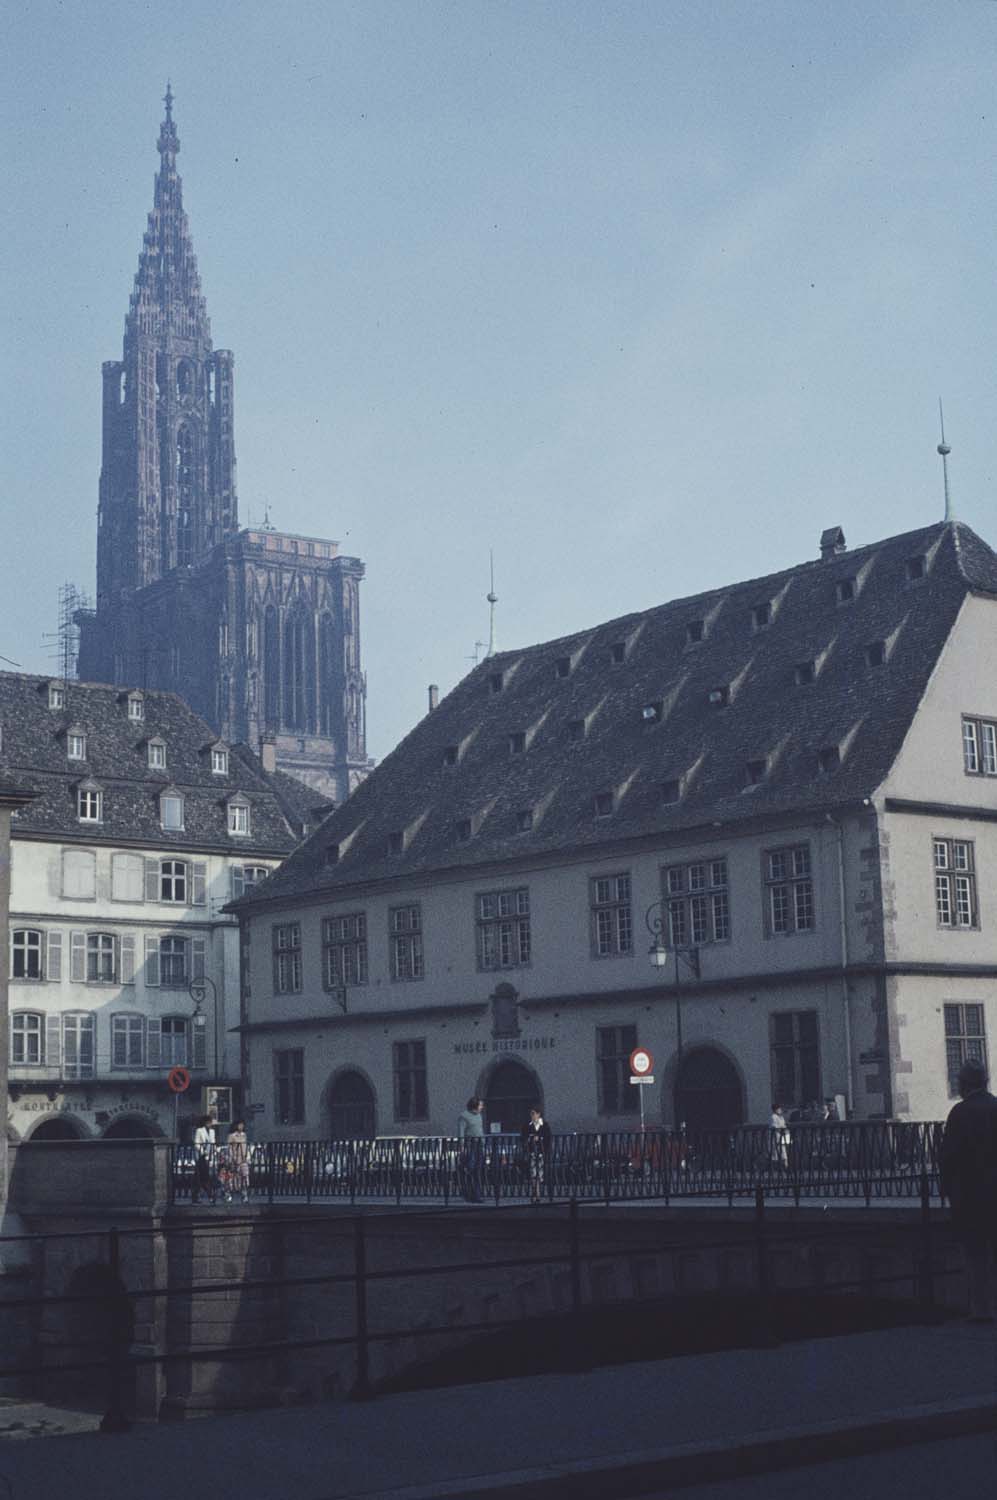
[636,1430,997,1500]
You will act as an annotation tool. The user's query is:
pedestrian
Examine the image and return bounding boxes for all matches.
[823,1097,840,1123]
[769,1104,790,1169]
[939,1057,997,1321]
[227,1118,251,1203]
[520,1105,551,1205]
[192,1112,217,1205]
[457,1096,485,1202]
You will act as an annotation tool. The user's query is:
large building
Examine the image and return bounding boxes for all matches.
[0,674,302,1142]
[232,520,997,1137]
[76,90,368,804]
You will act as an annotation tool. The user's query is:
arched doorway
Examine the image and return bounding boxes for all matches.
[483,1060,540,1135]
[29,1118,85,1141]
[102,1117,159,1139]
[327,1071,376,1139]
[674,1047,745,1133]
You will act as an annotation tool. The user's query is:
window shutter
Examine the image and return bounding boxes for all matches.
[192,1014,207,1069]
[45,1014,62,1072]
[70,931,86,983]
[145,859,159,902]
[230,866,245,900]
[144,935,160,988]
[192,862,206,906]
[192,938,206,983]
[120,933,136,985]
[111,1015,125,1068]
[47,931,62,982]
[146,1017,162,1068]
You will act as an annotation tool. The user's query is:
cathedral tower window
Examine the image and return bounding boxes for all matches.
[176,426,195,568]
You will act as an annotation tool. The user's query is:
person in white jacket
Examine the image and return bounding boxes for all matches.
[192,1113,217,1205]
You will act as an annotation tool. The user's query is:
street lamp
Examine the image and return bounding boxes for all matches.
[645,900,700,1129]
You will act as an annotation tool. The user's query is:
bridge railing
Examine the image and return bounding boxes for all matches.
[170,1120,945,1207]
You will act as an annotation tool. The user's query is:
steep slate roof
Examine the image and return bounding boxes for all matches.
[240,521,997,906]
[0,674,298,856]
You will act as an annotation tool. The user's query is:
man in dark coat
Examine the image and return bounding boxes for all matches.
[939,1057,997,1320]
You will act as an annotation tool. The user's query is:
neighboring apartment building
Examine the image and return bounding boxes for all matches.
[233,521,997,1138]
[1,674,300,1141]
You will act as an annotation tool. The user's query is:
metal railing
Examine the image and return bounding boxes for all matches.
[171,1121,945,1208]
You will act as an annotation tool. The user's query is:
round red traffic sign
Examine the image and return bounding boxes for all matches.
[629,1047,654,1077]
[167,1065,191,1094]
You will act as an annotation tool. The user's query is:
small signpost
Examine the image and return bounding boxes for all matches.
[167,1065,191,1140]
[629,1047,655,1133]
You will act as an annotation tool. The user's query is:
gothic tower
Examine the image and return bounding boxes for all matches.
[79,91,368,803]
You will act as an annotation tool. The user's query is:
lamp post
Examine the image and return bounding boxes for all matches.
[645,901,700,1129]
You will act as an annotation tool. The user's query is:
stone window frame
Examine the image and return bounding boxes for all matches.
[273,923,303,995]
[475,888,531,972]
[962,715,997,778]
[10,1011,45,1066]
[762,844,815,937]
[274,1047,305,1124]
[389,904,424,983]
[596,1024,640,1116]
[323,911,368,989]
[392,1039,428,1122]
[769,1009,821,1112]
[664,857,731,947]
[934,836,978,930]
[589,873,633,959]
[943,1003,988,1097]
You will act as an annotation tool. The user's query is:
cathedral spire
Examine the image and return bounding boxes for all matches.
[157,81,179,170]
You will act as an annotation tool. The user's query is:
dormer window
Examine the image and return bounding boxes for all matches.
[660,778,682,804]
[388,831,405,855]
[48,683,65,710]
[227,798,250,836]
[752,602,771,631]
[126,693,144,722]
[745,758,767,786]
[211,747,229,776]
[906,555,926,582]
[567,718,586,742]
[708,685,730,708]
[508,732,526,755]
[67,730,86,761]
[795,661,816,686]
[865,640,886,668]
[836,577,856,604]
[594,790,614,818]
[686,620,705,645]
[325,844,340,866]
[556,656,571,679]
[160,790,185,831]
[148,738,167,770]
[517,808,534,832]
[610,641,626,664]
[77,784,102,823]
[641,702,663,724]
[819,745,841,772]
[443,744,459,767]
[489,672,504,694]
[456,818,473,842]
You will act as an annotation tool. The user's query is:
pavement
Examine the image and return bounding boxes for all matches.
[0,1321,994,1500]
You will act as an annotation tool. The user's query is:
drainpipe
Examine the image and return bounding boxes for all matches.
[825,813,855,1116]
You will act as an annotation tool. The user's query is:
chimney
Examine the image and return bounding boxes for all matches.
[259,735,277,774]
[819,526,846,561]
[428,684,439,713]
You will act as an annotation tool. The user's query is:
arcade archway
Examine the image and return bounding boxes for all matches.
[674,1046,745,1133]
[326,1070,377,1139]
[28,1117,87,1142]
[482,1059,541,1135]
[101,1116,161,1139]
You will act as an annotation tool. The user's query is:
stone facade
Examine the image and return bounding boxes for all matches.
[76,89,368,804]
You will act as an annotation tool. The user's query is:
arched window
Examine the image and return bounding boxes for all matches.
[283,607,314,731]
[263,605,279,729]
[176,426,195,567]
[318,613,335,735]
[176,361,193,399]
[10,1012,44,1065]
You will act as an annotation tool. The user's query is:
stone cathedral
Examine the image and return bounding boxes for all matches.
[77,90,368,802]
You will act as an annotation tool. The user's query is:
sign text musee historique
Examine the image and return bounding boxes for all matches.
[453,1037,556,1055]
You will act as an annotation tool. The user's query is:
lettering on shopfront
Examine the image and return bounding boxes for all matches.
[17,1099,160,1118]
[453,1037,556,1055]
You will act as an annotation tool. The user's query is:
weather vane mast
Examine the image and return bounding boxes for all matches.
[937,398,954,523]
[486,550,498,658]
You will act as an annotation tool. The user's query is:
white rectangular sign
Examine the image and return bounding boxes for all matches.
[630,1075,655,1085]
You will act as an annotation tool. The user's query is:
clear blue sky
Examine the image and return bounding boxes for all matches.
[4,1,997,761]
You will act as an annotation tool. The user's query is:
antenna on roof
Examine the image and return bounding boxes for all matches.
[937,399,954,523]
[468,641,487,667]
[486,550,498,658]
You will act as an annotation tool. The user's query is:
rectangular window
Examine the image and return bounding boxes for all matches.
[159,936,188,988]
[10,1013,43,1065]
[160,794,184,830]
[944,1003,988,1096]
[323,912,368,988]
[211,749,228,775]
[765,845,814,935]
[228,802,250,835]
[590,873,633,957]
[62,848,96,899]
[476,888,531,971]
[273,923,302,994]
[77,788,102,822]
[274,1048,305,1125]
[393,1040,428,1121]
[390,905,424,981]
[86,932,117,983]
[112,1014,145,1068]
[664,859,730,947]
[934,838,978,929]
[62,1013,95,1080]
[67,732,86,760]
[160,860,187,903]
[597,1024,639,1115]
[161,1016,188,1067]
[111,852,145,902]
[230,865,269,899]
[11,929,43,980]
[148,741,166,769]
[769,1010,821,1111]
[962,716,997,777]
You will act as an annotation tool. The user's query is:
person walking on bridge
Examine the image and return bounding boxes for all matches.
[940,1056,997,1321]
[457,1096,485,1202]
